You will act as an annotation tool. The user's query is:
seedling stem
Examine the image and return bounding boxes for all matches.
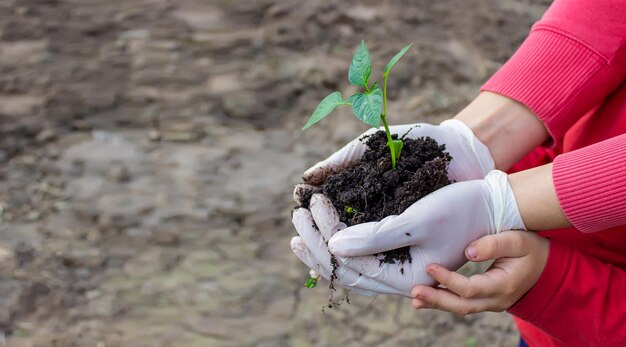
[381,68,398,168]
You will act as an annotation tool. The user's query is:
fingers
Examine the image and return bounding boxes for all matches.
[328,213,415,257]
[310,194,346,239]
[425,264,497,299]
[327,182,472,257]
[291,209,404,296]
[411,285,492,315]
[328,221,383,257]
[290,236,333,282]
[290,237,378,297]
[438,119,495,181]
[465,231,529,262]
[302,130,373,185]
[293,184,321,206]
[337,250,433,296]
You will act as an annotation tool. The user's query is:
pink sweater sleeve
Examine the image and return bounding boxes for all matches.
[481,0,626,142]
[553,134,626,233]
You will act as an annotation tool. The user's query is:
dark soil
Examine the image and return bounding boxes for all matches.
[295,185,316,209]
[323,130,452,265]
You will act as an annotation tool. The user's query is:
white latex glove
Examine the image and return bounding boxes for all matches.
[310,170,526,297]
[290,197,404,297]
[301,119,494,187]
[291,119,496,297]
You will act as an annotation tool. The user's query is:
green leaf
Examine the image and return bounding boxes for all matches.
[348,40,372,88]
[388,139,404,162]
[305,277,318,288]
[351,85,383,128]
[384,43,413,77]
[302,91,344,130]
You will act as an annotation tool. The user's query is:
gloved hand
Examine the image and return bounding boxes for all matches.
[301,119,495,187]
[291,194,405,297]
[303,170,526,297]
[291,119,498,297]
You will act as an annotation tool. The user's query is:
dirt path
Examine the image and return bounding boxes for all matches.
[0,0,547,346]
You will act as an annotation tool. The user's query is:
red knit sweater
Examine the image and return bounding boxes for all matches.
[481,1,626,346]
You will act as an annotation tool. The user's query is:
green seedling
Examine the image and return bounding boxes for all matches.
[306,269,321,288]
[345,206,355,214]
[305,276,319,288]
[302,40,413,169]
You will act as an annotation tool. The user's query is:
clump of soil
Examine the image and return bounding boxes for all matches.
[323,130,452,265]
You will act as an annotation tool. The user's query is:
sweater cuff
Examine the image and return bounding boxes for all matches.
[481,25,615,143]
[553,135,626,233]
[508,241,571,321]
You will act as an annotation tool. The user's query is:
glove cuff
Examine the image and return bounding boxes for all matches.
[440,119,495,178]
[484,170,526,232]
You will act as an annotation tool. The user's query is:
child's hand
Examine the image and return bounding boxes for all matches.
[325,171,525,297]
[411,231,549,315]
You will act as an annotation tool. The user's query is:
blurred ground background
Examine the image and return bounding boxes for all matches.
[0,0,549,346]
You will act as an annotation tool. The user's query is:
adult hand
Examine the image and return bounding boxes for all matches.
[325,170,526,296]
[299,119,494,187]
[290,198,405,297]
[411,230,549,314]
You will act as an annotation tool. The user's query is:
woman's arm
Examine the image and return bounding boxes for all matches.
[454,92,548,171]
[453,0,626,171]
[508,163,571,231]
[445,93,570,230]
[492,132,626,233]
[505,133,626,234]
[481,0,626,143]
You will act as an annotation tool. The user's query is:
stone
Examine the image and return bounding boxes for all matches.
[35,129,56,143]
[222,92,258,119]
[173,5,226,31]
[97,193,156,230]
[123,249,162,278]
[119,29,150,41]
[58,248,105,268]
[0,40,48,66]
[61,131,149,177]
[152,229,180,246]
[85,293,124,318]
[106,164,131,183]
[0,244,16,273]
[63,176,107,200]
[0,280,49,328]
[0,95,45,117]
[344,5,380,21]
[207,74,242,95]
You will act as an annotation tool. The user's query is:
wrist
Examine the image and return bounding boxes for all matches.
[484,170,526,233]
[454,92,549,170]
[508,163,572,230]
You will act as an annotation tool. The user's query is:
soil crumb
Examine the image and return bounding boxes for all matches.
[323,131,452,265]
[295,185,315,209]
